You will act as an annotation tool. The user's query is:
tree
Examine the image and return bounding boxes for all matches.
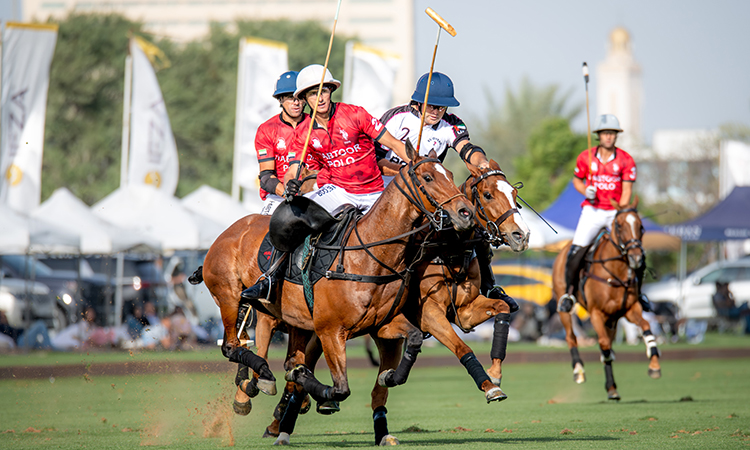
[514,117,587,210]
[472,76,583,180]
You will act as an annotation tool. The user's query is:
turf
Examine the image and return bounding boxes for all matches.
[1,357,748,449]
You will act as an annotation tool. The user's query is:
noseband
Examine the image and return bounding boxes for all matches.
[612,208,644,256]
[395,158,467,229]
[463,169,518,247]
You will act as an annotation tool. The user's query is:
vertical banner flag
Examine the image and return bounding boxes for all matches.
[343,41,401,118]
[127,36,179,196]
[233,37,288,211]
[0,23,58,212]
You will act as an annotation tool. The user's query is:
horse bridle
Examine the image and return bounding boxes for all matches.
[463,169,518,247]
[395,157,467,230]
[612,208,644,257]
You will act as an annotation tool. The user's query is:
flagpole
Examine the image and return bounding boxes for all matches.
[120,39,133,189]
[231,38,246,202]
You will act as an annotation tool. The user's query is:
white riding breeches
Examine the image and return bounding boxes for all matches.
[259,194,285,215]
[572,205,617,247]
[304,184,382,215]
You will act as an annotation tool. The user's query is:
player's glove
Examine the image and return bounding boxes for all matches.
[285,178,303,197]
[585,185,597,200]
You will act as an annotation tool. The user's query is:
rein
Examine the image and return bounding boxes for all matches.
[462,169,518,247]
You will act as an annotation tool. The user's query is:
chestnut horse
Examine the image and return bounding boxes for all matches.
[199,145,475,420]
[551,198,661,400]
[254,162,531,445]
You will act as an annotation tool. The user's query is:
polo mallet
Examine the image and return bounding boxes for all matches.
[292,0,343,187]
[237,306,254,347]
[416,7,457,152]
[583,62,593,186]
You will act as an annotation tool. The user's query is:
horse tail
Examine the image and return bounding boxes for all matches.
[188,266,204,285]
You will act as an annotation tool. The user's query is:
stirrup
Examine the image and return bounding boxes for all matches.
[639,293,652,313]
[557,293,576,313]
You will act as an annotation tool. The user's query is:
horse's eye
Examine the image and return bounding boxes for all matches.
[422,174,433,183]
[483,192,492,200]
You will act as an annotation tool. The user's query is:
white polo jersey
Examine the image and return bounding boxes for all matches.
[375,104,470,164]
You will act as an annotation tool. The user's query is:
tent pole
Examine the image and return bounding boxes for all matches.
[678,240,687,319]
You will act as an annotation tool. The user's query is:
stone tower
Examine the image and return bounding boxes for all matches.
[596,27,643,150]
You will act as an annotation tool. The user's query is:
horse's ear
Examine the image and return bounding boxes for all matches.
[427,149,438,159]
[610,198,620,210]
[631,195,639,209]
[405,139,417,161]
[489,159,502,171]
[467,163,482,179]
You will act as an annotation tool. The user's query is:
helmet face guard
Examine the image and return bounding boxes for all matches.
[411,72,459,108]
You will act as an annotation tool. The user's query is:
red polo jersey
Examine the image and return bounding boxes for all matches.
[574,147,636,210]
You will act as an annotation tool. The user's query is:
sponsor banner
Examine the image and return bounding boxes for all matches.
[343,41,400,118]
[234,37,288,207]
[0,23,58,212]
[127,36,179,195]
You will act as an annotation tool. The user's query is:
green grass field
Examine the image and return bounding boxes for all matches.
[1,343,749,449]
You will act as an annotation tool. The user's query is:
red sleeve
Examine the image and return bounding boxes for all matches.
[356,106,387,141]
[622,153,637,182]
[254,121,276,164]
[573,149,590,180]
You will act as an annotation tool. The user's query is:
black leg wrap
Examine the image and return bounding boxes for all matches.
[291,365,332,402]
[278,389,304,435]
[570,347,584,369]
[490,313,511,361]
[235,364,249,386]
[390,345,421,386]
[228,347,275,382]
[604,361,616,391]
[273,388,294,421]
[373,406,389,445]
[460,352,490,390]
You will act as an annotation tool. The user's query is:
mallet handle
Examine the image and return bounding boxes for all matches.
[426,7,456,37]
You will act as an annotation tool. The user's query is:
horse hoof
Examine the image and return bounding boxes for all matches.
[300,394,311,414]
[258,378,277,396]
[573,363,586,384]
[607,389,621,401]
[486,386,508,403]
[378,369,395,387]
[232,399,252,416]
[240,379,260,398]
[317,400,340,415]
[273,432,290,445]
[262,427,279,438]
[648,368,662,379]
[489,375,501,386]
[379,434,400,446]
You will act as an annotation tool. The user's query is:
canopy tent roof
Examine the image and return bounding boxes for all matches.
[0,204,80,255]
[666,186,750,241]
[92,185,200,252]
[181,185,254,249]
[33,188,160,254]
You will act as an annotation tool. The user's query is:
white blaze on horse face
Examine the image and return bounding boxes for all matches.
[495,180,530,234]
[625,213,639,238]
[433,164,450,182]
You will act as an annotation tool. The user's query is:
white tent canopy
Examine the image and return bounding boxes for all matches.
[92,185,200,252]
[520,210,573,251]
[182,185,254,249]
[32,188,160,254]
[0,203,80,255]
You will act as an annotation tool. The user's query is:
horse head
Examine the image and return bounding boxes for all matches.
[610,196,644,270]
[464,160,530,252]
[399,141,475,232]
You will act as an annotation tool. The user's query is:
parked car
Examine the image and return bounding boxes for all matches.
[0,276,61,330]
[0,255,87,328]
[642,257,750,319]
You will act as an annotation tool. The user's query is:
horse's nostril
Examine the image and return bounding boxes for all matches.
[459,208,471,219]
[512,231,524,242]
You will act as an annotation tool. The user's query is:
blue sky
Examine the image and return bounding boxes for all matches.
[3,0,749,143]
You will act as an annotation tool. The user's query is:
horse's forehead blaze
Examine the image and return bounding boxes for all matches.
[493,179,530,234]
[624,213,640,237]
[432,164,450,182]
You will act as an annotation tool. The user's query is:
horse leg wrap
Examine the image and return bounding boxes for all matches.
[604,361,617,391]
[460,352,491,390]
[643,330,660,358]
[235,364,249,386]
[228,347,275,382]
[600,348,615,363]
[288,365,332,402]
[273,388,294,421]
[490,313,511,361]
[373,406,389,446]
[278,389,305,435]
[387,345,421,387]
[570,347,584,369]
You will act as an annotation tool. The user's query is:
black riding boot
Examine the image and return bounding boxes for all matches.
[558,245,585,313]
[635,257,652,312]
[475,240,519,313]
[241,251,287,302]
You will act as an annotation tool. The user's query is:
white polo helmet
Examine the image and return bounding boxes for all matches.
[592,114,623,133]
[294,64,341,99]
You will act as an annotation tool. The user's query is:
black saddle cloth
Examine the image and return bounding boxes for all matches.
[258,206,362,285]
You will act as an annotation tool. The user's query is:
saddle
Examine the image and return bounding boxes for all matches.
[258,205,362,286]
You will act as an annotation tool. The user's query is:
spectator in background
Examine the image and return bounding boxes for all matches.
[0,310,56,351]
[52,306,118,350]
[712,281,750,334]
[164,306,196,350]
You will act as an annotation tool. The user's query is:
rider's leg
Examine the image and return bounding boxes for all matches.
[241,252,287,301]
[558,244,586,313]
[635,255,652,312]
[475,239,519,313]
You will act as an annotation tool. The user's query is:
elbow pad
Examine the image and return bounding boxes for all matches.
[259,169,281,195]
[459,143,486,162]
